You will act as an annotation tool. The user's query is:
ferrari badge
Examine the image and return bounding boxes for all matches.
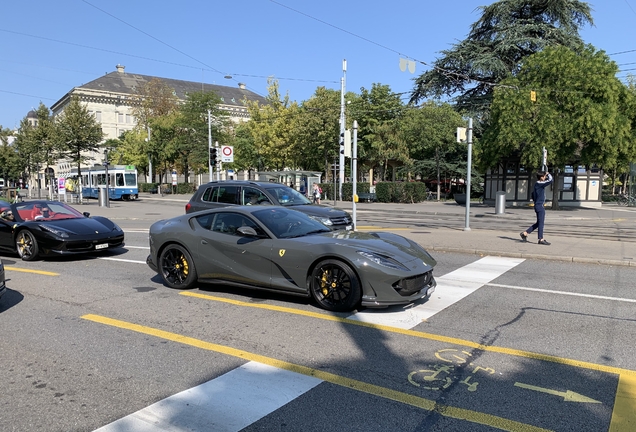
[279,249,286,257]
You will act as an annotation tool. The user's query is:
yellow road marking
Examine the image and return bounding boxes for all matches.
[610,374,636,431]
[81,313,550,432]
[180,292,636,377]
[5,266,59,276]
[514,382,601,403]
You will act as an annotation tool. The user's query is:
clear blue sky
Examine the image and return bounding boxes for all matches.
[2,0,635,130]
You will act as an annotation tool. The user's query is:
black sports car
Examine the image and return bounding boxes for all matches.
[147,206,437,312]
[0,200,125,261]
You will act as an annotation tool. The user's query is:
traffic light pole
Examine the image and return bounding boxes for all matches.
[208,110,213,182]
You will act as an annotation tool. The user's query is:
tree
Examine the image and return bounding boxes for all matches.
[56,97,105,195]
[350,84,405,181]
[131,78,179,182]
[243,79,298,172]
[399,102,465,199]
[410,0,593,118]
[481,45,632,209]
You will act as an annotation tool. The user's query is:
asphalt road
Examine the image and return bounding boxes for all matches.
[1,199,635,432]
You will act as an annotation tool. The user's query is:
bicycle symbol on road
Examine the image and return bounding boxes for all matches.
[408,348,496,392]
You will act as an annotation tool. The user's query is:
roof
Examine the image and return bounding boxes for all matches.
[51,68,268,111]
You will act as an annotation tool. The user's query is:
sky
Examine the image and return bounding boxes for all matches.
[2,0,636,130]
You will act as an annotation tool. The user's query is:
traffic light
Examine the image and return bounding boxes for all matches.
[209,147,217,165]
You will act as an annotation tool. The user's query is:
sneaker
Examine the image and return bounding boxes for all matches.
[519,232,528,242]
[538,239,551,245]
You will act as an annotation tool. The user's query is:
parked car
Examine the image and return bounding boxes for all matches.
[185,181,353,231]
[0,200,125,261]
[147,206,437,312]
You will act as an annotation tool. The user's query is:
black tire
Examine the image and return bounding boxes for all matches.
[16,230,39,261]
[310,259,361,312]
[159,244,197,289]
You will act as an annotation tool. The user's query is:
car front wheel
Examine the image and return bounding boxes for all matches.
[159,244,197,289]
[16,230,39,261]
[310,259,361,312]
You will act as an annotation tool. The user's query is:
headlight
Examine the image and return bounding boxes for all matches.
[40,224,70,238]
[112,222,122,232]
[357,251,409,271]
[309,216,333,226]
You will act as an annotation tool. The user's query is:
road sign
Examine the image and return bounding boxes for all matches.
[221,145,234,163]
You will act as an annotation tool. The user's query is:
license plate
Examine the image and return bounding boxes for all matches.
[427,286,436,296]
[95,243,108,250]
[345,225,353,231]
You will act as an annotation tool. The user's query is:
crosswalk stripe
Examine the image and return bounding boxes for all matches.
[346,256,525,329]
[94,362,322,432]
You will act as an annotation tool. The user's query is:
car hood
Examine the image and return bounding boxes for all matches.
[287,203,348,217]
[36,217,118,235]
[295,230,436,267]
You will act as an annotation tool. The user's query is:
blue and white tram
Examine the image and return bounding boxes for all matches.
[80,165,139,200]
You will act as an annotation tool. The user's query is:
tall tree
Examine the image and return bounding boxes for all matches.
[131,78,179,181]
[410,0,593,118]
[56,97,105,195]
[243,79,298,171]
[399,102,465,199]
[481,45,631,209]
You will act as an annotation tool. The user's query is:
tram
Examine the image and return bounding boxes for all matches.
[68,165,138,200]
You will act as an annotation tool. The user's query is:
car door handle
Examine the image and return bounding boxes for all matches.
[201,240,208,244]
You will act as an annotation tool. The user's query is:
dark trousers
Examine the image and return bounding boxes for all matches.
[526,206,546,239]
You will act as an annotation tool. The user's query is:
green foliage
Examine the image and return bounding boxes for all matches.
[139,182,160,193]
[373,181,428,203]
[56,97,104,177]
[481,45,631,172]
[410,0,593,118]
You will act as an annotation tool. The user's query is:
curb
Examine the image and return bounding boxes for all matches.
[430,246,634,267]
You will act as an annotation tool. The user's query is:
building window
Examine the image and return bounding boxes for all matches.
[118,113,124,123]
[126,114,132,124]
[95,111,102,122]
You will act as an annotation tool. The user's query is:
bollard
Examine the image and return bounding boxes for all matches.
[495,191,506,214]
[98,186,109,207]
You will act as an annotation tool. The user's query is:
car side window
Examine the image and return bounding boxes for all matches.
[201,186,239,204]
[210,212,267,237]
[241,187,270,205]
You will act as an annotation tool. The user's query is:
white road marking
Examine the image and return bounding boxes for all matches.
[487,283,636,303]
[347,256,525,329]
[94,361,322,432]
[99,257,147,264]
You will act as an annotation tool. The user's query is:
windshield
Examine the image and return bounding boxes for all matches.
[268,186,312,206]
[12,201,84,222]
[253,208,330,239]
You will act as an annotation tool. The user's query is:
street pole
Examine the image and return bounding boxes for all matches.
[339,59,346,202]
[215,141,220,181]
[352,120,358,230]
[208,110,213,182]
[147,126,152,183]
[464,117,473,231]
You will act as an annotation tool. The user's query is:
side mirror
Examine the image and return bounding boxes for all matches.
[83,212,91,218]
[237,226,258,237]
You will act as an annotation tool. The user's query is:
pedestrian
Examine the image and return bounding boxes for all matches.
[520,170,554,245]
[312,183,321,205]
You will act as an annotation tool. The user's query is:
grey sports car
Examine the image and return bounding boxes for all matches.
[147,206,437,312]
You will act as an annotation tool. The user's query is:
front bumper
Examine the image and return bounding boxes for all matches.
[361,277,437,308]
[146,254,158,273]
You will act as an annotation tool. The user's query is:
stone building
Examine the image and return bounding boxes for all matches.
[48,64,267,174]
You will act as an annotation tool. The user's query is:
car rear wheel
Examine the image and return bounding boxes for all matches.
[159,244,197,289]
[310,259,361,312]
[16,230,39,261]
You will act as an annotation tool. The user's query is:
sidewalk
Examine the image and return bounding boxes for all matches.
[98,193,636,268]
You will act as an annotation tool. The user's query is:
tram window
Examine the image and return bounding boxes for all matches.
[116,173,124,186]
[124,173,136,186]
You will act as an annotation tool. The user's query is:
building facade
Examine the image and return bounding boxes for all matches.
[48,64,267,175]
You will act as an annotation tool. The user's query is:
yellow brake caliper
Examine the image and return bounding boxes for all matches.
[181,256,189,276]
[321,270,332,296]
